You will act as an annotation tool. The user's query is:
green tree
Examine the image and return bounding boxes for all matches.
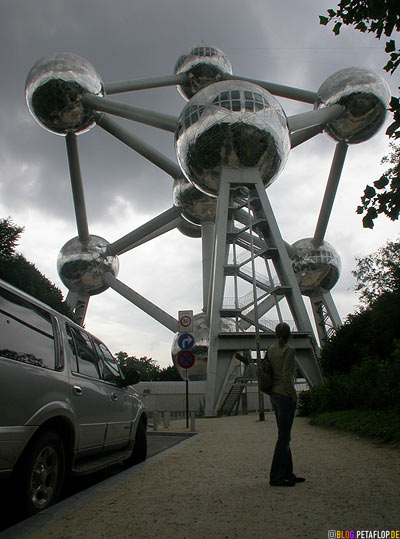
[320,0,400,228]
[157,364,182,381]
[320,238,400,375]
[320,291,400,375]
[114,352,182,381]
[0,217,24,258]
[114,352,161,381]
[0,217,75,318]
[352,238,400,304]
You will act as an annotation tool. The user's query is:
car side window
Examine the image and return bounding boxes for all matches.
[93,340,121,385]
[0,286,57,370]
[67,325,100,379]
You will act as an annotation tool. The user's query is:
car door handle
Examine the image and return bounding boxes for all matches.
[111,392,118,401]
[73,385,83,396]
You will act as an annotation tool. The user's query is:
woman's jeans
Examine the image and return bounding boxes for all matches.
[269,392,296,482]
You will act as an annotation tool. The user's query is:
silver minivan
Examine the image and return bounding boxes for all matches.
[0,279,147,515]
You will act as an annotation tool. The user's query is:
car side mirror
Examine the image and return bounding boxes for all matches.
[121,368,141,386]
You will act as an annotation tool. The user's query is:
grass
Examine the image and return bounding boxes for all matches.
[308,409,400,444]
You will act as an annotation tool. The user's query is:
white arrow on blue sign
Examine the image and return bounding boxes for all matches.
[177,332,195,350]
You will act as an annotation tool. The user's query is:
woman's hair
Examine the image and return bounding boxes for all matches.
[275,322,291,346]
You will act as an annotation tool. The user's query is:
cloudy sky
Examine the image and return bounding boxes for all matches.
[0,0,397,368]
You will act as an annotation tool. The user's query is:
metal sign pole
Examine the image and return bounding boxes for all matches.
[247,187,265,422]
[177,309,195,428]
[186,369,189,428]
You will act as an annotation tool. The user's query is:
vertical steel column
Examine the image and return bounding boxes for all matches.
[232,240,240,330]
[65,133,90,243]
[310,290,342,345]
[321,290,342,328]
[314,142,348,247]
[253,186,315,335]
[66,290,90,326]
[263,253,284,323]
[205,170,232,416]
[247,168,324,386]
[201,221,215,313]
[247,188,265,421]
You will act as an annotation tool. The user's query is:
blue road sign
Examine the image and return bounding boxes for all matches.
[177,350,195,369]
[178,332,195,350]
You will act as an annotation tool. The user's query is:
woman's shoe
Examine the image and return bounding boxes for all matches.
[270,479,295,487]
[293,476,305,483]
[288,475,305,483]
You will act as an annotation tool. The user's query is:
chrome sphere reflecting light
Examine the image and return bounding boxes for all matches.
[175,80,290,197]
[26,52,105,135]
[291,238,341,296]
[176,216,202,238]
[173,176,217,225]
[174,44,233,100]
[171,312,234,380]
[57,235,119,295]
[315,67,391,144]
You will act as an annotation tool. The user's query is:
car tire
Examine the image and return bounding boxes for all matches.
[16,430,66,516]
[124,421,147,467]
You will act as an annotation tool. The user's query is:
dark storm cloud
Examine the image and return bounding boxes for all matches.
[1,0,271,225]
[0,0,392,224]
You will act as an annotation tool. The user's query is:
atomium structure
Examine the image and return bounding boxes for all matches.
[25,45,391,416]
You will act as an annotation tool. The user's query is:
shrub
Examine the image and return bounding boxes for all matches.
[299,342,400,416]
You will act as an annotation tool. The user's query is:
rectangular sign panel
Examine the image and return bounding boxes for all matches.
[178,310,193,332]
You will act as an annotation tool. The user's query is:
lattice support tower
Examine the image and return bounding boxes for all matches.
[205,167,323,416]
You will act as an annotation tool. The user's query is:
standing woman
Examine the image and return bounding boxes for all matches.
[268,322,305,487]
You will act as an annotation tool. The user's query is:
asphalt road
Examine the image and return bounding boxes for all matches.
[0,431,194,534]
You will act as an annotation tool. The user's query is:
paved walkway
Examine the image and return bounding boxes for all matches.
[2,413,400,538]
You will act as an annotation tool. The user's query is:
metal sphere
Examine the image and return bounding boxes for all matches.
[174,44,233,100]
[291,238,341,296]
[173,176,217,225]
[315,67,391,144]
[25,52,105,135]
[175,80,290,197]
[171,312,234,380]
[176,216,202,238]
[57,235,119,296]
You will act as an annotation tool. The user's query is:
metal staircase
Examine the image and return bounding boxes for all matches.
[219,377,258,416]
[219,378,246,415]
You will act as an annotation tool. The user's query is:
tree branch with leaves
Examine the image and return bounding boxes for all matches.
[319,1,399,74]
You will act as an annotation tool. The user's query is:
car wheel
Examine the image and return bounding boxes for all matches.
[17,430,66,516]
[124,421,147,467]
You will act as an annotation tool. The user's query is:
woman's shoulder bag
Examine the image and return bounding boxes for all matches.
[259,349,274,395]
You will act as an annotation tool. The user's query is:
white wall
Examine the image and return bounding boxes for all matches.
[135,381,273,414]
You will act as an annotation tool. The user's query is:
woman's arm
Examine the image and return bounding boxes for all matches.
[282,347,297,403]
